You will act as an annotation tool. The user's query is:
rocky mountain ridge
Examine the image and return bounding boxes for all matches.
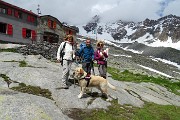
[83,14,180,43]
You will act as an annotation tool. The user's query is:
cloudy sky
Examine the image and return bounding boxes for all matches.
[5,0,180,25]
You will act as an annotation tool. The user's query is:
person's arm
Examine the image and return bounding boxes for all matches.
[77,46,83,57]
[103,51,108,58]
[103,48,109,58]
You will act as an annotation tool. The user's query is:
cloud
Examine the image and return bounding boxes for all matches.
[100,0,161,22]
[4,0,180,25]
[163,0,180,16]
[157,0,176,17]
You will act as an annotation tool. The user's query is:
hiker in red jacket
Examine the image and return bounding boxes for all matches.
[94,40,109,79]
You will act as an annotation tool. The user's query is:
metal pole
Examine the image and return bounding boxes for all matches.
[95,27,97,41]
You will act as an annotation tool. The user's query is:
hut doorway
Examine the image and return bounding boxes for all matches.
[43,32,59,43]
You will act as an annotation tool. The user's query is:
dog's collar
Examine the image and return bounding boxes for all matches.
[79,74,86,80]
[78,72,87,80]
[79,77,85,80]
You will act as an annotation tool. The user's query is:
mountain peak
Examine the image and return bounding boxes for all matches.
[81,14,180,44]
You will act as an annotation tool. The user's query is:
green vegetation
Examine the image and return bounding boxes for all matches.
[11,83,53,100]
[0,74,9,82]
[3,60,37,68]
[107,67,180,95]
[0,48,18,52]
[0,74,53,100]
[3,60,18,62]
[75,100,180,120]
[0,74,12,87]
[19,60,28,67]
[68,67,180,120]
[18,60,33,67]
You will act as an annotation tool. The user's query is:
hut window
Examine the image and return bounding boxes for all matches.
[22,28,36,40]
[53,21,56,29]
[14,11,22,19]
[7,24,13,35]
[27,15,35,22]
[0,8,7,14]
[48,19,52,28]
[7,8,12,15]
[0,22,7,34]
[0,22,13,35]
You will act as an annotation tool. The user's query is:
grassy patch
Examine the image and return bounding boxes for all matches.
[133,102,180,120]
[18,60,35,67]
[3,60,38,68]
[107,67,180,95]
[19,60,28,67]
[0,73,11,85]
[11,83,53,100]
[3,60,19,62]
[19,60,33,67]
[0,74,53,100]
[69,100,180,120]
[0,48,18,52]
[0,74,9,82]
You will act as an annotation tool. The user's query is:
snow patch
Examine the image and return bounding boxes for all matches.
[153,58,180,69]
[0,43,25,49]
[138,64,173,78]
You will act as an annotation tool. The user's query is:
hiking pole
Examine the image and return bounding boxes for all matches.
[73,56,80,88]
[73,58,77,88]
[74,78,76,88]
[91,60,95,75]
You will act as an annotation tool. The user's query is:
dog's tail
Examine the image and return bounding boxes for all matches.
[107,81,116,91]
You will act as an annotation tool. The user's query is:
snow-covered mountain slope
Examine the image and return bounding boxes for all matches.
[77,14,180,50]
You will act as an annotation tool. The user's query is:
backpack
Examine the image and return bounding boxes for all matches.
[80,42,86,50]
[60,42,66,65]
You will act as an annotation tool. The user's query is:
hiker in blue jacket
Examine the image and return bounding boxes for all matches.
[76,39,94,78]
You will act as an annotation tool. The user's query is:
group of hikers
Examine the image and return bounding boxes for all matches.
[57,34,109,89]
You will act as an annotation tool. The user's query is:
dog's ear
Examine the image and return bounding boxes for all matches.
[79,68,84,75]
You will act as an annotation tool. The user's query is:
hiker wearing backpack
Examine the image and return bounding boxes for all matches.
[94,40,109,79]
[57,35,75,89]
[76,39,94,78]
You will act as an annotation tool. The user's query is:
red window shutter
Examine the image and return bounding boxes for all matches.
[7,24,13,35]
[31,16,35,22]
[22,28,26,38]
[66,30,69,35]
[48,19,52,28]
[14,11,18,17]
[7,8,12,15]
[53,21,56,29]
[69,30,73,35]
[31,30,36,40]
[27,15,31,21]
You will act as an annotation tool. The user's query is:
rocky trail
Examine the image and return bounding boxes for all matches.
[0,51,180,120]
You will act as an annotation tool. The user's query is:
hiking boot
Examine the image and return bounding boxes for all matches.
[62,86,69,89]
[59,84,69,89]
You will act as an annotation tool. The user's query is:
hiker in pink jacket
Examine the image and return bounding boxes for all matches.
[94,40,109,79]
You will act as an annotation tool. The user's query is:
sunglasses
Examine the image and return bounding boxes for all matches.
[97,43,104,46]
